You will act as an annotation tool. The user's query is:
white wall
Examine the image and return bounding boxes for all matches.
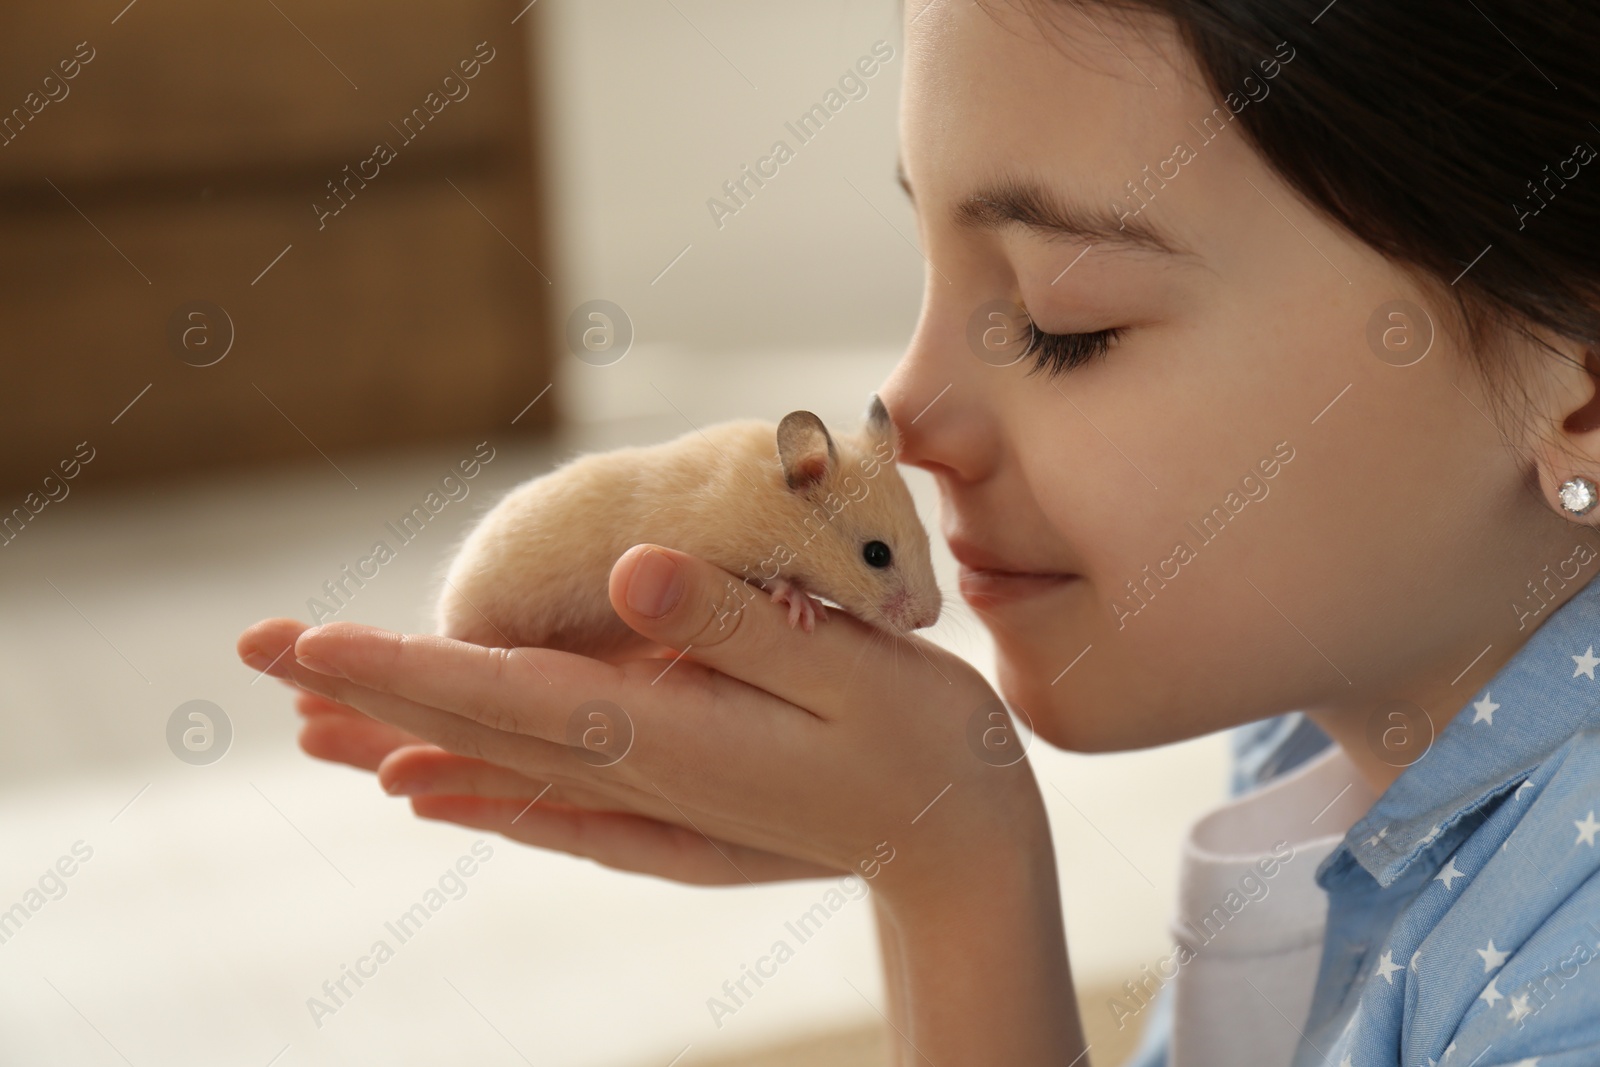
[525,0,923,357]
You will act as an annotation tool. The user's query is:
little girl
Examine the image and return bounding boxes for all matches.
[240,0,1600,1062]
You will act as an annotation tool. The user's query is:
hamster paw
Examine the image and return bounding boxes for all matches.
[767,578,828,633]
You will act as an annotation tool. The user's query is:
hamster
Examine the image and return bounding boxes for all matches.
[433,393,942,658]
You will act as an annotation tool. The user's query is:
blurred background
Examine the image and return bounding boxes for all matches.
[0,1,1230,1063]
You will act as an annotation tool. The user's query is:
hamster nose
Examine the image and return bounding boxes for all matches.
[885,592,940,631]
[883,591,911,627]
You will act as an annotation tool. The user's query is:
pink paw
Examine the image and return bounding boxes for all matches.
[768,577,828,633]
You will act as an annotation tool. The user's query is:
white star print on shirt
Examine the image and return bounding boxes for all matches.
[1480,976,1504,1007]
[1576,810,1600,847]
[1434,855,1464,890]
[1476,939,1509,971]
[1514,778,1536,801]
[1472,694,1499,724]
[1419,823,1443,847]
[1507,993,1533,1023]
[1571,645,1600,679]
[1375,950,1403,984]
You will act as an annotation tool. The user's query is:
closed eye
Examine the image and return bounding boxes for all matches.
[1020,319,1123,378]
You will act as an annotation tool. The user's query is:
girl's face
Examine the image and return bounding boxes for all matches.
[879,1,1587,768]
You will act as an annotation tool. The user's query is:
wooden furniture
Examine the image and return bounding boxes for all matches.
[0,0,557,497]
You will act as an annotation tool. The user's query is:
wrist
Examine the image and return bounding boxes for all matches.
[877,776,1058,923]
[867,786,1085,1064]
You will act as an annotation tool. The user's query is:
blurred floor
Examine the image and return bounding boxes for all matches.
[695,984,1148,1066]
[0,345,1224,1065]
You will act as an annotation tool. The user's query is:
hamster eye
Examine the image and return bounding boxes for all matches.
[863,541,892,568]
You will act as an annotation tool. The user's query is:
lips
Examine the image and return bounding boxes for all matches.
[946,535,1079,607]
[945,536,1070,577]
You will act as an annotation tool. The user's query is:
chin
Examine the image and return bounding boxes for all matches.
[973,587,1134,754]
[992,639,1128,755]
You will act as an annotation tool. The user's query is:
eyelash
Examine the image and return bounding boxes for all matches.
[1018,317,1123,378]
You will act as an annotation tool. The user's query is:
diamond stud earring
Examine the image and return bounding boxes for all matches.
[1559,475,1598,516]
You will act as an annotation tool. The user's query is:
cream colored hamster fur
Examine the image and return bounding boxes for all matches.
[434,394,942,657]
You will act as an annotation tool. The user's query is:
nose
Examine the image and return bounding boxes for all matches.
[885,591,941,631]
[877,296,1002,484]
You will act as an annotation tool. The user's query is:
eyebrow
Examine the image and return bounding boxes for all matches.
[895,158,1194,258]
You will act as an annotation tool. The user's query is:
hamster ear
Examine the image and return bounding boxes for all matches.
[863,393,896,448]
[776,410,837,491]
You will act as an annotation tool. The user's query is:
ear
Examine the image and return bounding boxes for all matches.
[1560,348,1600,435]
[1531,343,1600,520]
[864,392,896,450]
[776,410,836,491]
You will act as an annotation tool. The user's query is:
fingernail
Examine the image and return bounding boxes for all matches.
[296,654,346,678]
[626,549,682,618]
[244,647,292,677]
[383,778,424,796]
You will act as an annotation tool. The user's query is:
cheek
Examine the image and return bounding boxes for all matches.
[991,281,1504,752]
[1016,311,1285,590]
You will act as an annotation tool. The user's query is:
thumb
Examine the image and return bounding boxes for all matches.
[608,543,894,714]
[608,544,756,652]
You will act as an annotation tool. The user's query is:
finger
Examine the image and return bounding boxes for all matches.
[291,668,428,769]
[606,544,929,718]
[294,690,346,716]
[238,617,308,675]
[294,690,368,718]
[286,620,641,747]
[378,745,727,838]
[294,690,427,751]
[377,746,626,810]
[409,795,841,885]
[243,618,601,786]
[298,709,419,772]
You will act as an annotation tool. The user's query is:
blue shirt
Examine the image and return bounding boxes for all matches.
[1120,573,1600,1066]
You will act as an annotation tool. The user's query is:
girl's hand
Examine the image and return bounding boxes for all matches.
[237,544,1047,908]
[289,688,838,885]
